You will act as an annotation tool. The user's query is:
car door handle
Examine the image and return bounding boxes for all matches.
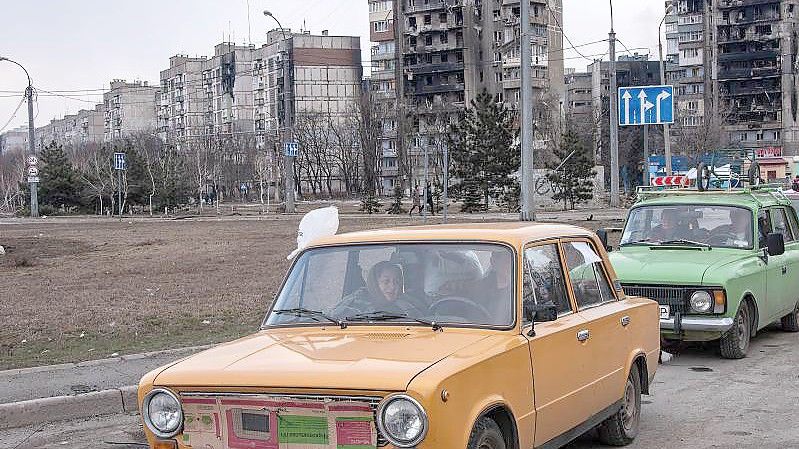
[782,265,788,275]
[621,316,631,327]
[577,330,590,342]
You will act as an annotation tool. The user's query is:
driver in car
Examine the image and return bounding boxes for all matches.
[332,261,426,318]
[651,208,686,242]
[712,208,752,247]
[424,250,491,321]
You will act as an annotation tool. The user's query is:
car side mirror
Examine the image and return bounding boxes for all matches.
[524,302,558,323]
[597,229,612,251]
[767,232,785,256]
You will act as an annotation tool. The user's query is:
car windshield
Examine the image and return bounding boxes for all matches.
[620,205,754,249]
[264,243,515,328]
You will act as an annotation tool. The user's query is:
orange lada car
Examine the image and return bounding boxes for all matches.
[138,223,659,449]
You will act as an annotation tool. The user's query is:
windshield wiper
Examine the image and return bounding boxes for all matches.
[620,239,658,247]
[659,239,712,248]
[346,311,442,331]
[272,308,347,329]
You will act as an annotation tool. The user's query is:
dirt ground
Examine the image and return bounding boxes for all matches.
[0,211,621,369]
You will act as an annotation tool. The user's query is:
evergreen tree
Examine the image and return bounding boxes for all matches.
[386,186,406,214]
[359,192,382,214]
[547,129,596,210]
[448,90,519,213]
[37,141,85,211]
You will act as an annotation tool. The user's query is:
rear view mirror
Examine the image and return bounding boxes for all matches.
[524,302,558,323]
[767,233,785,256]
[597,229,611,251]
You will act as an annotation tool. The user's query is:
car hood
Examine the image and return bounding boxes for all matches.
[154,327,492,392]
[609,247,746,285]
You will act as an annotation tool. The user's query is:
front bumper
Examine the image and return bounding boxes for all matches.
[660,316,734,332]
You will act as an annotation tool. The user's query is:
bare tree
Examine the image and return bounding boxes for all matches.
[0,150,25,213]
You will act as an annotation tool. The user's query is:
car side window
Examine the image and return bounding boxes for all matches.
[522,244,571,323]
[563,241,616,309]
[787,207,799,240]
[758,209,773,248]
[771,208,795,242]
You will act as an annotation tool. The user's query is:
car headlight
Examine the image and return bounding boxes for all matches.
[689,291,713,313]
[377,395,428,447]
[142,388,183,439]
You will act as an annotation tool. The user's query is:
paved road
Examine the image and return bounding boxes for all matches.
[4,326,796,449]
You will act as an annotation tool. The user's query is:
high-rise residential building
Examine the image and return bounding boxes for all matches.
[34,104,105,150]
[103,80,159,141]
[368,0,401,192]
[0,126,29,154]
[201,43,256,138]
[666,0,799,166]
[159,55,208,145]
[396,0,565,184]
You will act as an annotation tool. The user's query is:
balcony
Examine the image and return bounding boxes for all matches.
[409,82,465,95]
[718,49,778,62]
[717,0,780,9]
[405,62,465,75]
[405,0,462,13]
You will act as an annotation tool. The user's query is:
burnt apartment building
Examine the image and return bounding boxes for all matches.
[666,0,799,156]
[395,0,564,185]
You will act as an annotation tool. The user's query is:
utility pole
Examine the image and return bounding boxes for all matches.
[264,11,295,213]
[520,0,535,221]
[658,6,674,176]
[643,125,650,186]
[443,140,448,223]
[608,1,620,207]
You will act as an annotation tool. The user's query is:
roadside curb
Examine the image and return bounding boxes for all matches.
[0,344,213,378]
[0,385,138,430]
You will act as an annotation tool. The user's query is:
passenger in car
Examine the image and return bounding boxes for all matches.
[332,261,426,317]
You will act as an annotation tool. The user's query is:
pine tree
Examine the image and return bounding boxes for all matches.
[386,186,406,214]
[547,129,596,210]
[359,192,382,214]
[37,141,85,211]
[448,90,519,213]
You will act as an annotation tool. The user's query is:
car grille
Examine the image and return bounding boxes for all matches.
[622,284,689,315]
[181,392,388,447]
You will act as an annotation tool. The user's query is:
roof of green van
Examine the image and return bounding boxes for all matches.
[634,189,791,209]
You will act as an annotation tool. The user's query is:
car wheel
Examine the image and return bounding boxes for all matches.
[720,303,751,359]
[597,364,641,446]
[467,417,506,449]
[781,301,799,332]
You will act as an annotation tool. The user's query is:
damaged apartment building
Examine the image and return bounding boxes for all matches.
[379,0,564,188]
[667,0,799,157]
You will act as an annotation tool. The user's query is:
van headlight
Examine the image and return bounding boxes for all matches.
[377,395,428,447]
[689,291,713,313]
[142,388,183,439]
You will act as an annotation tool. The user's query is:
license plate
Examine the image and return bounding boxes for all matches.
[659,305,670,319]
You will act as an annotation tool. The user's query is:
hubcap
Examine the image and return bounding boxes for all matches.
[622,378,638,431]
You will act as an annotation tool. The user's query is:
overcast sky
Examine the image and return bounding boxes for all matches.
[0,0,663,133]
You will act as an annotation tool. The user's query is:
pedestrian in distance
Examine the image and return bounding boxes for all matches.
[426,182,435,216]
[792,175,799,192]
[409,184,422,216]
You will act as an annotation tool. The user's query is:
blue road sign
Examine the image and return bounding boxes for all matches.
[619,85,674,126]
[284,142,299,157]
[113,152,126,170]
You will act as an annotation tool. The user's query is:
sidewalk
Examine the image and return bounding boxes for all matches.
[0,346,210,429]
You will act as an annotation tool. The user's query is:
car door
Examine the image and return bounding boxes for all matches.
[522,241,594,446]
[561,239,627,414]
[769,207,798,317]
[759,208,785,322]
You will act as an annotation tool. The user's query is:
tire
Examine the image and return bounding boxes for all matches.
[720,302,751,359]
[597,364,641,446]
[781,302,799,332]
[467,417,506,449]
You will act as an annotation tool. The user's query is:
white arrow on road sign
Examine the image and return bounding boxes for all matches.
[656,90,672,124]
[622,90,632,125]
[637,90,649,124]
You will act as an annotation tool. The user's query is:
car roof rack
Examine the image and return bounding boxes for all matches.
[635,184,789,205]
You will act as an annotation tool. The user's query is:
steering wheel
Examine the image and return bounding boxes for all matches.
[707,232,737,246]
[429,296,493,323]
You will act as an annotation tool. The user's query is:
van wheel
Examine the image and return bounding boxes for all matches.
[597,364,641,446]
[781,302,799,332]
[720,303,751,359]
[467,417,506,449]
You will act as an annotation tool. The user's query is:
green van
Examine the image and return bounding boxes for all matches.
[605,187,799,359]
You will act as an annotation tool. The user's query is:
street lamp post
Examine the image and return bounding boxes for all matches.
[0,57,38,218]
[608,0,621,207]
[263,11,296,213]
[659,5,675,176]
